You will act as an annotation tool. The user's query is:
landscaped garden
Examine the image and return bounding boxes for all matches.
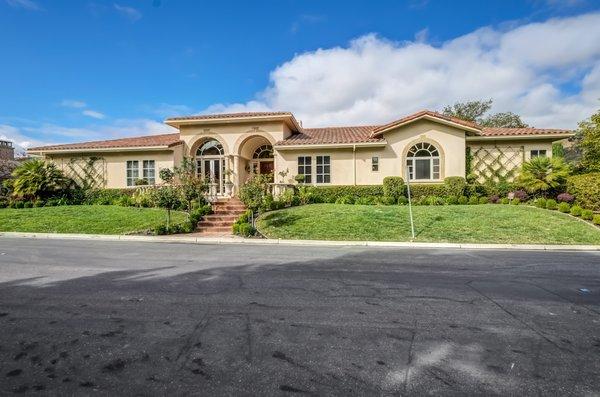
[257,203,600,244]
[0,205,188,235]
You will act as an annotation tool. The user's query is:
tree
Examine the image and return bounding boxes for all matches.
[173,157,207,211]
[8,159,71,200]
[442,99,529,128]
[517,157,571,195]
[153,186,182,229]
[577,109,600,172]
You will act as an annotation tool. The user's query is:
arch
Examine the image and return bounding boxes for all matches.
[232,130,276,156]
[197,139,224,156]
[253,144,274,159]
[402,137,445,181]
[188,133,230,157]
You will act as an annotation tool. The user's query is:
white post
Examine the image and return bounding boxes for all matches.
[406,169,416,240]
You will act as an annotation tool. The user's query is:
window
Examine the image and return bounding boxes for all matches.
[372,156,379,172]
[297,156,312,183]
[316,155,331,184]
[126,160,139,186]
[252,145,274,159]
[406,142,440,181]
[531,149,547,158]
[143,160,156,185]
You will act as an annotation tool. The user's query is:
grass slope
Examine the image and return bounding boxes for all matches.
[257,204,600,245]
[0,205,187,235]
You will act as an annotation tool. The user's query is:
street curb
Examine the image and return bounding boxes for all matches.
[1,231,600,251]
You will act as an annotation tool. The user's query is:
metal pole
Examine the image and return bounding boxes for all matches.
[406,169,415,240]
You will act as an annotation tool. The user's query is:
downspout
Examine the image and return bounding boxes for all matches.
[353,144,357,185]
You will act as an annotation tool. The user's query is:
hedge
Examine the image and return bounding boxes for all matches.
[305,185,384,203]
[406,184,446,199]
[567,173,600,211]
[383,177,405,200]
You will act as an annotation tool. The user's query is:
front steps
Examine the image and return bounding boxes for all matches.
[196,198,247,235]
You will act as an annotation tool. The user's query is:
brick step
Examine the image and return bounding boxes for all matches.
[197,226,231,233]
[212,209,247,215]
[213,205,247,211]
[198,220,233,227]
[202,214,239,222]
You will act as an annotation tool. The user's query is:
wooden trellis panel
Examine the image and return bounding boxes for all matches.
[65,157,107,189]
[471,146,524,183]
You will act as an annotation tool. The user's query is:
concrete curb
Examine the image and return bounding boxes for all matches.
[1,231,600,251]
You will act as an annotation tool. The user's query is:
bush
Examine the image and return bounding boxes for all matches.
[0,200,7,208]
[408,184,446,199]
[379,195,396,205]
[545,199,557,210]
[468,196,479,205]
[445,196,458,205]
[535,198,547,208]
[116,195,134,207]
[335,195,354,204]
[511,190,529,201]
[45,198,60,207]
[383,177,405,200]
[23,201,33,208]
[556,193,574,203]
[567,173,600,211]
[355,196,377,205]
[500,197,510,204]
[14,201,25,209]
[9,159,74,201]
[478,197,489,204]
[232,210,256,237]
[465,183,487,198]
[306,185,383,204]
[593,215,600,226]
[397,196,408,205]
[518,156,571,194]
[443,177,466,197]
[570,205,583,217]
[582,209,594,220]
[488,195,500,204]
[239,174,271,212]
[458,196,469,205]
[33,199,45,208]
[511,198,521,205]
[558,202,571,213]
[425,196,445,206]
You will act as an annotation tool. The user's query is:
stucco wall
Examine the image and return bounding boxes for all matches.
[47,149,178,188]
[275,119,467,185]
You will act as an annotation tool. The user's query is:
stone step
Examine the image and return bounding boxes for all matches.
[202,214,239,222]
[198,220,233,227]
[213,204,246,210]
[197,226,231,233]
[212,209,247,215]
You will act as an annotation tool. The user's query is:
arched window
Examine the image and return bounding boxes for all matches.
[196,139,224,156]
[252,144,274,159]
[406,142,440,180]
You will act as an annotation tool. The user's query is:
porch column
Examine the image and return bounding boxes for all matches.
[233,155,240,196]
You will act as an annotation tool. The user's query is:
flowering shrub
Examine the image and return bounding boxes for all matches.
[556,193,575,203]
[510,190,529,201]
[489,195,500,204]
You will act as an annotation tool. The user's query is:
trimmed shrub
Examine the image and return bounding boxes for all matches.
[306,185,383,204]
[0,200,7,208]
[355,196,377,205]
[558,202,571,213]
[14,201,25,209]
[468,196,479,205]
[535,198,547,208]
[545,199,557,210]
[478,197,489,204]
[23,201,33,208]
[425,196,445,206]
[383,177,405,200]
[511,190,529,201]
[458,196,469,205]
[335,195,354,204]
[33,199,45,208]
[500,197,510,205]
[397,196,408,205]
[443,177,466,197]
[582,209,594,220]
[570,205,583,217]
[408,184,446,199]
[593,215,600,226]
[567,173,600,211]
[465,183,487,198]
[379,195,396,205]
[445,196,458,205]
[556,193,574,203]
[511,198,521,205]
[489,195,500,204]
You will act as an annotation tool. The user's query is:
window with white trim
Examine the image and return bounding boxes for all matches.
[126,160,139,186]
[297,156,312,184]
[316,155,331,184]
[371,156,379,172]
[143,160,156,185]
[530,149,547,158]
[406,142,440,181]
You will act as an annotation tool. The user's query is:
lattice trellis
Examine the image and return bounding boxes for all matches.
[471,146,524,183]
[65,157,106,189]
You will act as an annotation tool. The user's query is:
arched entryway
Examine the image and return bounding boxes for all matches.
[196,138,226,194]
[249,144,274,176]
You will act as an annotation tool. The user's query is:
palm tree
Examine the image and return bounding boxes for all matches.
[10,159,70,200]
[518,156,570,195]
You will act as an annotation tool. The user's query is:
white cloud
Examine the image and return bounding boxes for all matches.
[203,12,600,129]
[60,99,87,109]
[5,0,42,11]
[82,110,106,119]
[114,4,142,21]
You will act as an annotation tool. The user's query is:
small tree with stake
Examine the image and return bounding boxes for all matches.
[154,186,181,230]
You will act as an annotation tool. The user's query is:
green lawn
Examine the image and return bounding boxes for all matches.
[257,204,600,245]
[0,205,187,235]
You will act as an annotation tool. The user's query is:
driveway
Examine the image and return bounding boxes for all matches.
[0,238,599,395]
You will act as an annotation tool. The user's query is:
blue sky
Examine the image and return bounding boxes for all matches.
[1,0,599,152]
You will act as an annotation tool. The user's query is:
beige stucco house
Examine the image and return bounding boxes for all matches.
[28,110,573,195]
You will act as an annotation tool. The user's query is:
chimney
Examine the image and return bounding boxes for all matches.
[0,140,15,161]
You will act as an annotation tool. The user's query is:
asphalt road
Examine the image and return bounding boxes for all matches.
[0,238,599,396]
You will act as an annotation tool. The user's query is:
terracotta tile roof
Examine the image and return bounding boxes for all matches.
[275,125,385,146]
[28,133,182,152]
[371,110,481,136]
[479,127,573,137]
[166,111,294,121]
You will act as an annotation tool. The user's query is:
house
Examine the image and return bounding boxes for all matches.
[28,110,573,195]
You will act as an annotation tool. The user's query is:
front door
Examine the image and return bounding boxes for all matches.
[199,158,223,194]
[259,161,274,175]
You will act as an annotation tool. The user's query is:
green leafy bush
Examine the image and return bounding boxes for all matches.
[567,173,600,211]
[239,174,271,212]
[465,183,487,198]
[407,184,446,199]
[478,197,489,204]
[468,196,479,205]
[570,205,583,217]
[443,177,466,197]
[518,156,570,194]
[458,196,469,205]
[232,210,256,237]
[9,159,74,201]
[535,198,547,208]
[582,209,594,220]
[545,199,557,210]
[558,202,570,213]
[383,177,405,201]
[335,195,354,204]
[306,185,383,203]
[0,200,7,208]
[23,201,33,208]
[397,196,408,205]
[593,215,600,226]
[379,195,396,205]
[116,195,134,207]
[511,198,521,205]
[445,196,458,205]
[500,198,510,204]
[425,196,445,206]
[355,196,377,205]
